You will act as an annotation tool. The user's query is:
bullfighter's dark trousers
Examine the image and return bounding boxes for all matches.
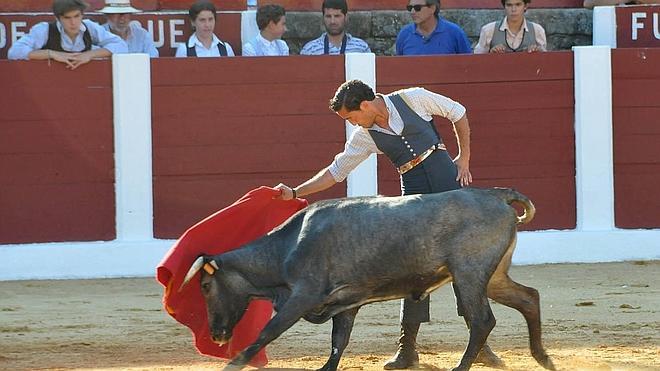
[400,149,460,324]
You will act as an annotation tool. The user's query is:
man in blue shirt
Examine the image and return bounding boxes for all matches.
[396,0,472,55]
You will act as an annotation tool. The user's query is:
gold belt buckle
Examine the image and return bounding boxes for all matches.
[397,143,446,175]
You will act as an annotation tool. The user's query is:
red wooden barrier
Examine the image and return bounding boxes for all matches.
[377,52,577,231]
[151,56,347,238]
[0,60,115,244]
[612,48,660,228]
[6,51,657,244]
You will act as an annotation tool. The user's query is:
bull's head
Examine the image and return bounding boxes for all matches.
[179,255,251,346]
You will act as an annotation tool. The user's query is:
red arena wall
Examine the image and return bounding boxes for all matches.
[376,52,577,231]
[6,51,657,244]
[151,56,347,239]
[612,48,660,229]
[0,60,115,244]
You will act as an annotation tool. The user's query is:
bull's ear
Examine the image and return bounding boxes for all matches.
[203,259,221,275]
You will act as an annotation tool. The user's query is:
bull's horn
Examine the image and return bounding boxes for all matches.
[179,256,205,292]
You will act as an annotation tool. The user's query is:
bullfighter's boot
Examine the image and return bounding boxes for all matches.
[383,322,420,369]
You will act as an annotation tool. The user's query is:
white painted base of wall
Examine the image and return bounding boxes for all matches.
[1,230,658,280]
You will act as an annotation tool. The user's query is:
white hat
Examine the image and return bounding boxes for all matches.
[99,0,141,14]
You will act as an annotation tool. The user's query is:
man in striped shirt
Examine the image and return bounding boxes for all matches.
[300,0,371,55]
[276,80,506,370]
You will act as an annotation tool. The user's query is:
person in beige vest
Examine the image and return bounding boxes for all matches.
[474,0,547,53]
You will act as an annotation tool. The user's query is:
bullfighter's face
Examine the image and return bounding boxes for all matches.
[336,105,376,129]
[200,268,249,345]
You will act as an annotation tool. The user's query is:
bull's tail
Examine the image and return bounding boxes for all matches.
[490,188,536,225]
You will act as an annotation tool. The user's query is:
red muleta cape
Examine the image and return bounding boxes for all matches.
[156,186,308,367]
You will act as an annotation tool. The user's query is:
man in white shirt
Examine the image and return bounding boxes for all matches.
[474,0,547,54]
[243,4,289,56]
[7,0,127,69]
[99,0,159,57]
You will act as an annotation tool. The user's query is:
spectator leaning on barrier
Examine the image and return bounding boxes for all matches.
[396,0,472,55]
[99,0,159,57]
[583,0,657,8]
[243,4,289,56]
[175,0,235,57]
[7,0,127,69]
[300,0,371,55]
[474,0,546,54]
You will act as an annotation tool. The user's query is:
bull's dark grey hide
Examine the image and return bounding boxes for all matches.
[181,187,556,371]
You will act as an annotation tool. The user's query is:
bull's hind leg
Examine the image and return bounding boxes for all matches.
[451,271,496,371]
[487,273,556,370]
[487,239,556,370]
[318,307,360,371]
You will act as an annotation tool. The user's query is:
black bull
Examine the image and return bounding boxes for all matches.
[181,187,556,371]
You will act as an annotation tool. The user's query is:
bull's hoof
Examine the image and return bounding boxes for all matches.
[383,348,419,369]
[222,363,244,371]
[474,347,506,369]
[537,354,556,371]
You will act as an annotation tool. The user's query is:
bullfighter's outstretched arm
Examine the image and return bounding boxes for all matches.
[275,167,337,201]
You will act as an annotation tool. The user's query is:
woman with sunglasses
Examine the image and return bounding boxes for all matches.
[396,0,472,56]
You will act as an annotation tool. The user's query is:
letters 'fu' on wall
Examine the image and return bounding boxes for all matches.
[616,5,660,47]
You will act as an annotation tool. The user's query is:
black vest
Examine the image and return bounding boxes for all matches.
[43,21,92,52]
[368,92,443,168]
[187,41,228,57]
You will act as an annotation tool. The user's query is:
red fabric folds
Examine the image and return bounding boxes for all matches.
[156,186,308,367]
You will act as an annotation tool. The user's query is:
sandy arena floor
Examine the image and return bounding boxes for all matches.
[1,261,659,371]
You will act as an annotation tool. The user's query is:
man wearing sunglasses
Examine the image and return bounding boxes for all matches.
[396,0,472,56]
[473,0,547,53]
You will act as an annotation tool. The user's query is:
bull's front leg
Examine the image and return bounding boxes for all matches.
[317,307,360,371]
[223,294,317,371]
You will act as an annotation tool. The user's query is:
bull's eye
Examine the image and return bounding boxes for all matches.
[201,282,211,292]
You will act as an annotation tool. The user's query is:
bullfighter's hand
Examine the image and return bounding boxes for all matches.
[454,155,472,187]
[490,44,506,53]
[273,183,294,200]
